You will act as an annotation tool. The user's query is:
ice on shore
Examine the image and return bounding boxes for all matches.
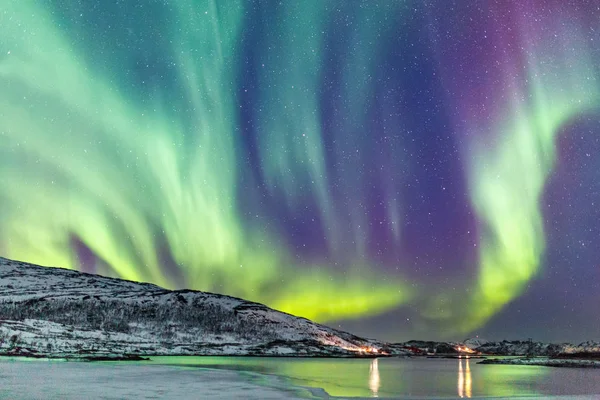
[0,358,315,399]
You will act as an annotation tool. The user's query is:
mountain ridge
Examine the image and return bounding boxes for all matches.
[0,256,387,359]
[1,257,598,361]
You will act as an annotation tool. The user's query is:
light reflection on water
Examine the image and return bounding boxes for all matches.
[148,356,600,398]
[458,357,472,398]
[465,358,472,398]
[369,358,380,397]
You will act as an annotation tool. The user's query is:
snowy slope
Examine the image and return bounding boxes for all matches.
[469,340,600,358]
[0,257,385,359]
[463,337,489,349]
[387,338,600,359]
[562,341,600,355]
[473,340,566,356]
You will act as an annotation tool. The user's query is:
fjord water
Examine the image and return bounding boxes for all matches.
[150,356,600,398]
[2,357,600,399]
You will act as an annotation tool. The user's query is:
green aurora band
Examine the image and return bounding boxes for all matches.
[464,23,599,333]
[423,14,600,334]
[0,1,409,323]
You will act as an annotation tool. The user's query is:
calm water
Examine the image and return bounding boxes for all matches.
[149,356,600,398]
[2,356,600,399]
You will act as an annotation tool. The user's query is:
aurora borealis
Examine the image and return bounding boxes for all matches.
[1,0,599,341]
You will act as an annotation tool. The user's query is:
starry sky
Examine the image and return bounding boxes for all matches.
[1,0,599,342]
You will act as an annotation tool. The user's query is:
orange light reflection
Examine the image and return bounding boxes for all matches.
[369,358,380,397]
[458,358,472,398]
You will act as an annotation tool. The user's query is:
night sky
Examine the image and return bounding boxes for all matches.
[1,0,599,342]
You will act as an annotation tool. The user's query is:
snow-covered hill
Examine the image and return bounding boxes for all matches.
[394,340,462,355]
[463,340,600,359]
[2,257,597,361]
[562,341,600,355]
[474,340,567,357]
[388,338,600,359]
[463,337,489,349]
[0,257,385,359]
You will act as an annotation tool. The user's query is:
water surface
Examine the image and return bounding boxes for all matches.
[149,356,600,398]
[2,356,600,399]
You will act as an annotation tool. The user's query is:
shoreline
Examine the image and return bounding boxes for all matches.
[0,356,318,399]
[479,357,600,369]
[6,351,600,369]
[6,352,600,370]
[0,351,390,362]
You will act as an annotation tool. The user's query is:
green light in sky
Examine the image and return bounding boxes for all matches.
[0,0,410,324]
[450,23,599,334]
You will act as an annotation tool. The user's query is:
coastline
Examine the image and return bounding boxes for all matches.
[0,357,321,399]
[5,351,600,370]
[0,349,387,362]
[479,357,600,369]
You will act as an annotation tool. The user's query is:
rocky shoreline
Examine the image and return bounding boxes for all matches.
[479,357,600,369]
